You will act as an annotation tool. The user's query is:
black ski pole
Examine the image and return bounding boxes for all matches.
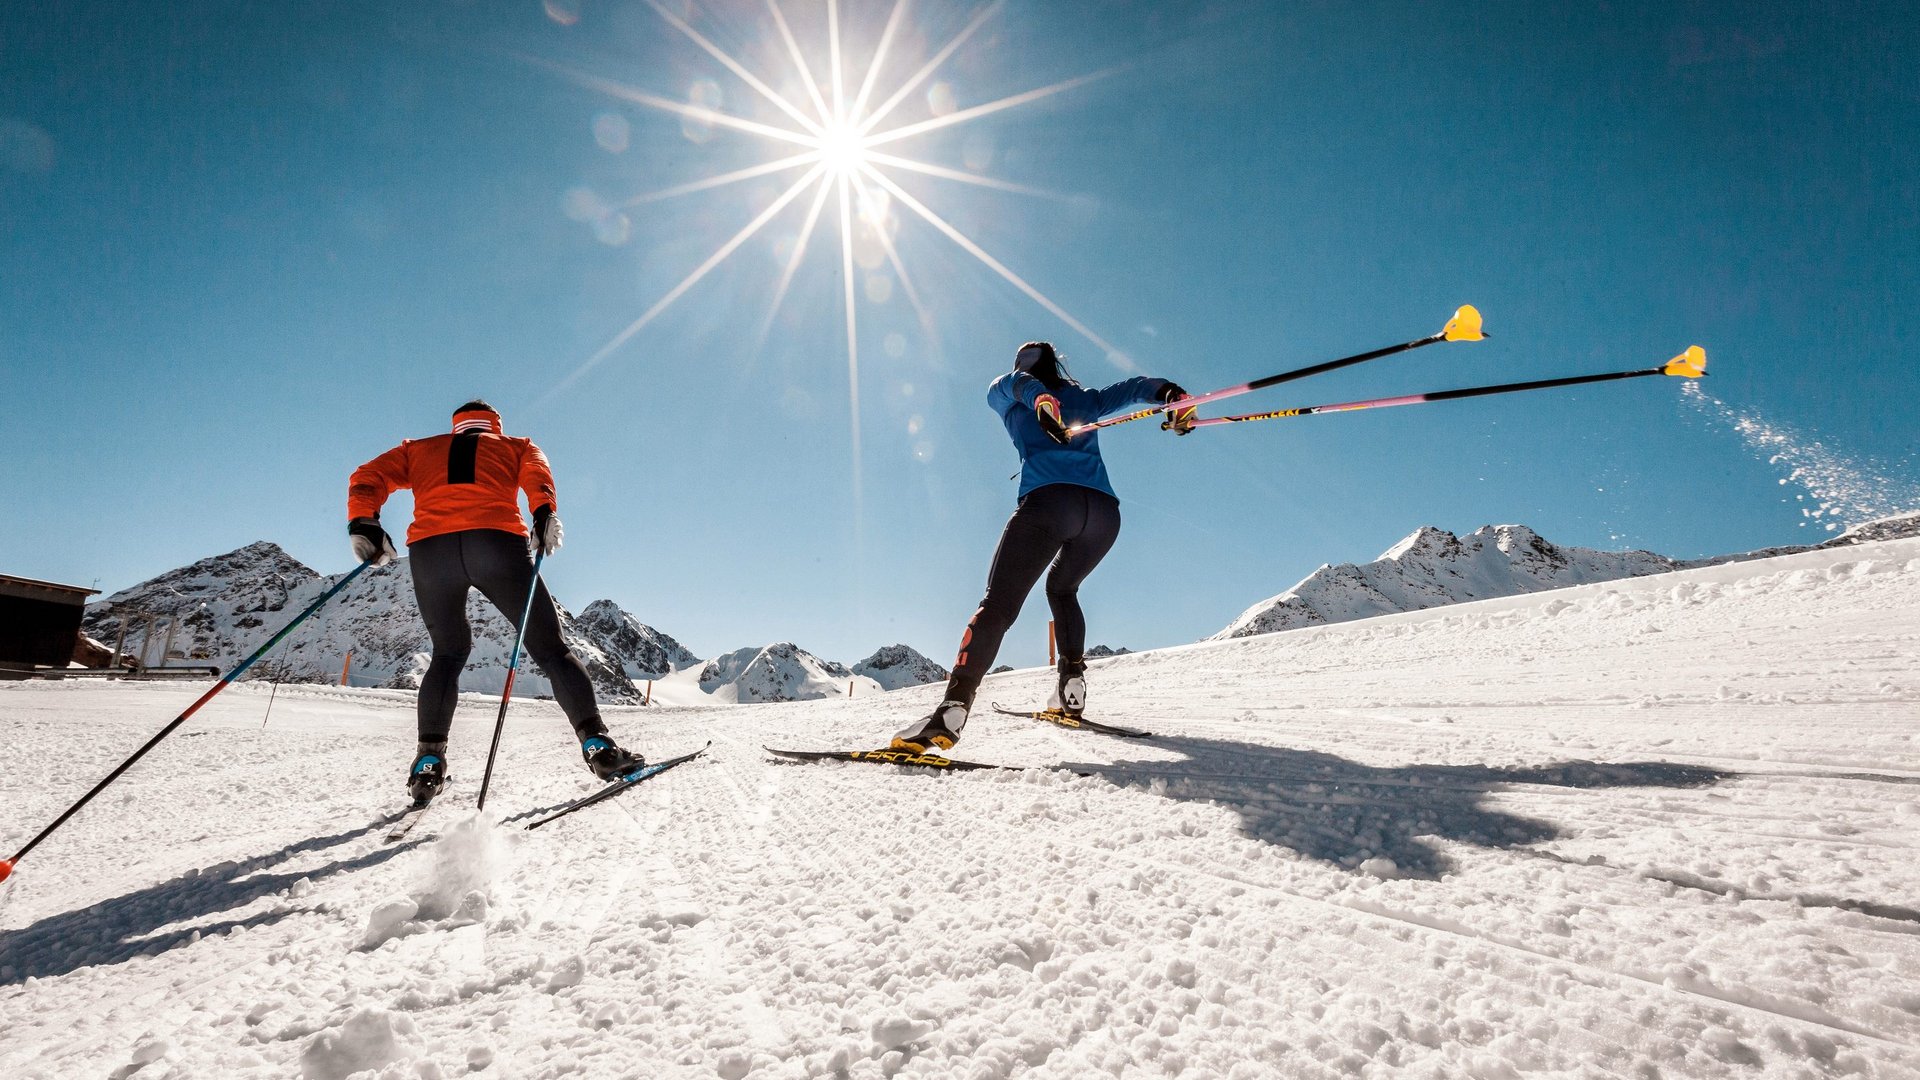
[1185,347,1707,430]
[1,558,377,882]
[474,550,546,813]
[1067,305,1485,437]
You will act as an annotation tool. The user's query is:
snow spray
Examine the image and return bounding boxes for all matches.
[1681,381,1920,533]
[415,812,509,922]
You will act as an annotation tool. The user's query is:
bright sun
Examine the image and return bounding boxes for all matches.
[816,121,870,175]
[534,0,1125,496]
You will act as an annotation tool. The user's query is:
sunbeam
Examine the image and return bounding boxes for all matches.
[620,149,821,207]
[863,69,1119,148]
[858,0,1007,136]
[756,171,837,349]
[540,162,829,406]
[848,0,911,125]
[836,172,862,501]
[862,148,1058,198]
[860,162,1132,370]
[767,0,833,124]
[541,0,1131,453]
[639,0,826,137]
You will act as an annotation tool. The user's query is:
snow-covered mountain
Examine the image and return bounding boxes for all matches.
[81,543,691,704]
[851,644,948,691]
[697,642,883,703]
[1216,524,1684,639]
[1216,512,1920,640]
[572,600,698,678]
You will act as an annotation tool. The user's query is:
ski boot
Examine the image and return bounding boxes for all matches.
[582,735,646,781]
[1045,660,1087,720]
[892,700,968,753]
[406,743,448,806]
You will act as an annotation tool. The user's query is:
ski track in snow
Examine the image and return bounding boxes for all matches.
[2,539,1919,1077]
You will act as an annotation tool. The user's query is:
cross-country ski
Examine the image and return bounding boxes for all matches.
[763,745,1027,772]
[524,742,711,830]
[989,703,1155,739]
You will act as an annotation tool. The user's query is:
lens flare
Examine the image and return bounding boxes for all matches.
[536,0,1128,484]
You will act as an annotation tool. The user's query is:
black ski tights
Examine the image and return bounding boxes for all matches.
[944,483,1121,707]
[408,529,606,744]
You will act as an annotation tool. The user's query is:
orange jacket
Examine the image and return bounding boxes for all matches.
[347,408,558,545]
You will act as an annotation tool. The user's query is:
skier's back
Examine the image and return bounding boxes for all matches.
[347,400,645,803]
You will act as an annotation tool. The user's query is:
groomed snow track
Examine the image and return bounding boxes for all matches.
[2,537,1917,1077]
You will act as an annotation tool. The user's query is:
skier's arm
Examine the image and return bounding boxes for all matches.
[519,442,562,556]
[518,441,559,515]
[347,442,412,520]
[991,372,1072,444]
[1089,376,1175,417]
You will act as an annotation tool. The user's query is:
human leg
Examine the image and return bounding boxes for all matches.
[1044,490,1121,715]
[460,530,609,743]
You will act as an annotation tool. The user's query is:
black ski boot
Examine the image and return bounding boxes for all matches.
[407,743,448,806]
[582,735,646,781]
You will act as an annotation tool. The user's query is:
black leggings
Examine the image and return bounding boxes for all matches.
[944,483,1121,706]
[408,529,605,744]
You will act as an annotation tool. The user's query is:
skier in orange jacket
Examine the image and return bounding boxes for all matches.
[348,400,642,804]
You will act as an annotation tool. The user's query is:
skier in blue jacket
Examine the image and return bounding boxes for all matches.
[894,341,1191,752]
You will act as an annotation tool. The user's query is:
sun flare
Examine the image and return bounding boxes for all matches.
[536,0,1128,498]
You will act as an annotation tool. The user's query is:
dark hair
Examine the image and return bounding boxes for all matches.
[1014,341,1075,389]
[454,399,496,415]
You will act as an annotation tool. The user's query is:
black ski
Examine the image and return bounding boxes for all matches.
[764,746,1020,772]
[524,742,710,831]
[990,703,1153,739]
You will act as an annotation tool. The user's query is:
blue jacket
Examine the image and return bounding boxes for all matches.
[988,371,1172,501]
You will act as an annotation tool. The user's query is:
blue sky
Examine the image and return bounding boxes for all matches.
[4,0,1916,668]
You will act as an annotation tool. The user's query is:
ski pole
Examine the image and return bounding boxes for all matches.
[474,549,545,813]
[1185,346,1707,430]
[1066,304,1484,438]
[0,558,376,883]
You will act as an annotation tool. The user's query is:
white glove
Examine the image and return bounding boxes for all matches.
[348,517,397,567]
[532,506,563,557]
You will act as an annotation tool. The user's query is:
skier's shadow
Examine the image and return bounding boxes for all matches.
[1063,732,1733,879]
[0,816,423,985]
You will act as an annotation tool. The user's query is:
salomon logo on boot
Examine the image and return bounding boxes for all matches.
[407,753,447,804]
[582,736,646,780]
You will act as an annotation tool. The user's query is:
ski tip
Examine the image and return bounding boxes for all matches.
[0,858,13,883]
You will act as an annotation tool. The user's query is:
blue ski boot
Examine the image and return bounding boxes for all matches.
[582,735,646,780]
[407,743,448,806]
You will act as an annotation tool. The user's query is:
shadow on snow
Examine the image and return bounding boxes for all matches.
[0,815,421,986]
[1061,732,1732,880]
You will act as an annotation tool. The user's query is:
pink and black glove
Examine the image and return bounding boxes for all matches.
[1035,394,1071,445]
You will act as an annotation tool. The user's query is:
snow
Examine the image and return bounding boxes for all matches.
[1218,522,1683,639]
[3,536,1918,1077]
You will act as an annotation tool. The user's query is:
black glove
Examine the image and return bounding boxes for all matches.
[1034,393,1071,445]
[1158,382,1196,435]
[531,504,564,557]
[348,517,397,567]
